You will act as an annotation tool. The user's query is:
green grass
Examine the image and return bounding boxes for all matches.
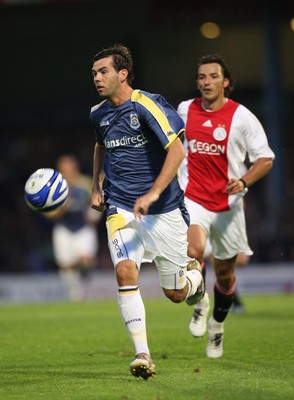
[0,294,293,400]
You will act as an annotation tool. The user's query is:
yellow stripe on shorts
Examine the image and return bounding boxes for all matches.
[106,213,127,238]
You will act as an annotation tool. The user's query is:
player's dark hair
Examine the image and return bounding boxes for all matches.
[93,43,134,86]
[196,54,235,97]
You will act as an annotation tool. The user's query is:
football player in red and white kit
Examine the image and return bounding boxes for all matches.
[177,54,275,358]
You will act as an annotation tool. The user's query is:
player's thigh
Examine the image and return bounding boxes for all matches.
[185,198,212,258]
[107,226,145,269]
[151,210,191,290]
[146,208,191,267]
[154,257,187,290]
[187,224,207,259]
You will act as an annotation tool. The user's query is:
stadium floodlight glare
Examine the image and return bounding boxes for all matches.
[200,22,221,39]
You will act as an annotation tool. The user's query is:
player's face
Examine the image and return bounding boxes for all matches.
[196,63,229,104]
[92,56,121,99]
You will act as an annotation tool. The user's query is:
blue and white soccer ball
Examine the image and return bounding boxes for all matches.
[24,168,69,212]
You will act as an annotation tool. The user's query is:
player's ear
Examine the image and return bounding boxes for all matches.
[223,78,230,88]
[119,69,128,83]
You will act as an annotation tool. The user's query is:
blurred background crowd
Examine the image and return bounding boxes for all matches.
[1,0,293,275]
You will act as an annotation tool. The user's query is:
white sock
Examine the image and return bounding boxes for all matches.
[186,269,202,299]
[117,286,150,356]
[209,316,224,330]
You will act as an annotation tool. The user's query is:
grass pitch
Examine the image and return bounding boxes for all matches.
[1,293,293,400]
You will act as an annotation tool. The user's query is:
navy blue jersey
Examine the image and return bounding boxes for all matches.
[90,89,185,214]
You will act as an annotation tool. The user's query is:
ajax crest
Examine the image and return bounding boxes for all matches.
[213,127,227,141]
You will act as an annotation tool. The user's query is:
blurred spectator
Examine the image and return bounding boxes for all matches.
[45,155,102,300]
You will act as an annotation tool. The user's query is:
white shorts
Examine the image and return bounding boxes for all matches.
[106,207,193,290]
[52,224,98,268]
[185,197,253,260]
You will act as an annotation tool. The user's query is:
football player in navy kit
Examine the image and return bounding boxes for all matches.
[89,44,204,380]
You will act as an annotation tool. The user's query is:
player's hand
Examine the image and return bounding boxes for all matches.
[91,189,105,212]
[133,191,160,220]
[226,178,245,194]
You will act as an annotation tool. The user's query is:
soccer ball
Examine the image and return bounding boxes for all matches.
[24,168,69,212]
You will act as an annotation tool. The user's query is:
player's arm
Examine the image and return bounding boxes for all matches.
[227,106,275,195]
[238,157,273,188]
[134,137,185,218]
[43,201,70,219]
[226,157,273,194]
[91,142,106,212]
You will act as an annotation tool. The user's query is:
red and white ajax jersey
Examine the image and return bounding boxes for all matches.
[177,98,275,211]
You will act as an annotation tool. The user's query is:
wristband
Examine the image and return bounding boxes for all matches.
[239,178,248,189]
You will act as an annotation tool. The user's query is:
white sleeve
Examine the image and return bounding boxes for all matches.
[176,99,194,191]
[237,105,275,162]
[178,137,188,191]
[177,99,194,125]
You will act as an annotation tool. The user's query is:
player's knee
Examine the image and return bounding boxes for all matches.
[236,253,250,267]
[163,288,185,303]
[214,258,236,289]
[216,276,234,290]
[215,269,235,290]
[115,261,138,286]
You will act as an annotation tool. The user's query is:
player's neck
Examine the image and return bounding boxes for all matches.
[109,87,134,107]
[201,97,228,112]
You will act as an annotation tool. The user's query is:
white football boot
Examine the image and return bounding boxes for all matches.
[206,317,224,358]
[130,353,156,380]
[189,291,210,337]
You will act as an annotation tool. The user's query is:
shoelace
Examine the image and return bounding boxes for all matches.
[212,333,223,347]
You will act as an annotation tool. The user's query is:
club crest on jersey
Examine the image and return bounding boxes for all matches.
[130,113,140,130]
[213,127,227,141]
